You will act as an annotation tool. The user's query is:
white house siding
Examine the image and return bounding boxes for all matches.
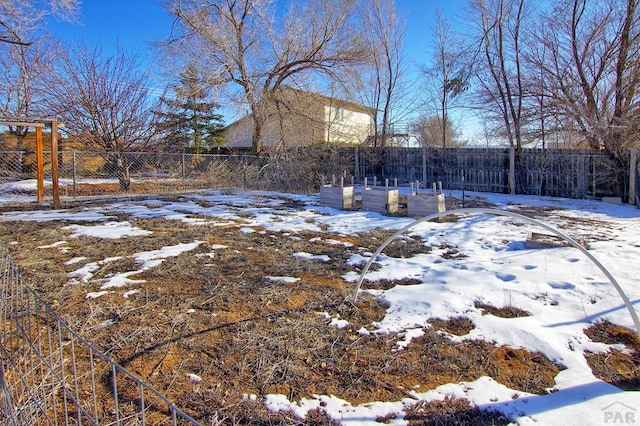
[224,91,374,148]
[324,105,373,144]
[224,115,310,149]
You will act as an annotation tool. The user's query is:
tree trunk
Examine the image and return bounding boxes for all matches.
[115,155,131,191]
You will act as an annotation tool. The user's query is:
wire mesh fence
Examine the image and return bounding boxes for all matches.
[0,147,634,204]
[0,148,354,202]
[0,243,202,425]
[0,150,267,199]
[0,151,25,180]
[54,151,263,197]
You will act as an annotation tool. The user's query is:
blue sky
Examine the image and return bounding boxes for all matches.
[48,0,172,61]
[48,0,467,75]
[47,0,473,134]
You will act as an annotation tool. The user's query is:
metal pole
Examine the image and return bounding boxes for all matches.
[462,174,466,208]
[244,154,248,190]
[72,152,77,199]
[35,127,44,204]
[50,120,61,208]
[422,145,427,184]
[509,146,516,195]
[182,152,186,192]
[351,208,640,343]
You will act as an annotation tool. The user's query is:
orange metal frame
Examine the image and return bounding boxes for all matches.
[0,118,61,207]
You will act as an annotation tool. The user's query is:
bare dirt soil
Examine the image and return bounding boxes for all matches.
[0,194,637,425]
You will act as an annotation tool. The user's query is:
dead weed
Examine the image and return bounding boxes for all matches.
[0,197,565,424]
[474,301,531,318]
[404,396,509,425]
[584,321,640,391]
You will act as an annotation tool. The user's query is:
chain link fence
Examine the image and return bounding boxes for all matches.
[0,151,267,200]
[0,148,356,202]
[0,243,202,425]
[55,151,263,197]
[0,146,634,203]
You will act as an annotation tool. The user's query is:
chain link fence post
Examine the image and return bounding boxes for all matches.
[72,151,77,198]
[182,152,186,192]
[243,153,247,190]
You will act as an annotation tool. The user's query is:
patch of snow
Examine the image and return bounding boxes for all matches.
[185,373,202,383]
[63,221,152,239]
[38,241,67,249]
[122,290,140,298]
[68,256,123,284]
[265,276,301,284]
[86,291,112,299]
[293,252,331,262]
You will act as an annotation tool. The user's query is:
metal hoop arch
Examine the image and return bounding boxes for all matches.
[351,208,640,341]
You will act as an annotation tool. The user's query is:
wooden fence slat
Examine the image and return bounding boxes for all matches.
[352,147,627,200]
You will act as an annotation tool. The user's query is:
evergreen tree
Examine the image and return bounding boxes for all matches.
[156,65,225,153]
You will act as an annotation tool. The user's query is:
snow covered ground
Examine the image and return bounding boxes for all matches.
[1,182,638,425]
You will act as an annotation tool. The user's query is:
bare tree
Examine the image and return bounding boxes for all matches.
[45,44,156,190]
[0,35,58,161]
[422,10,470,149]
[413,114,464,147]
[532,0,640,164]
[355,0,405,148]
[522,37,553,149]
[468,0,530,151]
[334,0,406,178]
[0,0,78,45]
[164,0,368,154]
[0,0,77,172]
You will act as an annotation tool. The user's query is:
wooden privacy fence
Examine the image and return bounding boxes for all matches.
[633,149,640,205]
[0,147,634,204]
[354,147,629,200]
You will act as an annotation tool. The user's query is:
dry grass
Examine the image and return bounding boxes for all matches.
[404,397,509,425]
[0,195,580,424]
[428,317,475,336]
[474,301,531,318]
[584,321,640,391]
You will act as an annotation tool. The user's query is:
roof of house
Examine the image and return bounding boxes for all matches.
[290,89,376,115]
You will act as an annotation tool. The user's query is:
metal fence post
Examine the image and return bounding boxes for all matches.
[243,154,247,190]
[422,145,427,184]
[72,152,77,199]
[182,152,186,192]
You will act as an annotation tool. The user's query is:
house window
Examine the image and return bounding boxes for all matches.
[335,106,344,121]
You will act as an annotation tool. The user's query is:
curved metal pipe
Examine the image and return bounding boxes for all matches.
[351,207,640,341]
